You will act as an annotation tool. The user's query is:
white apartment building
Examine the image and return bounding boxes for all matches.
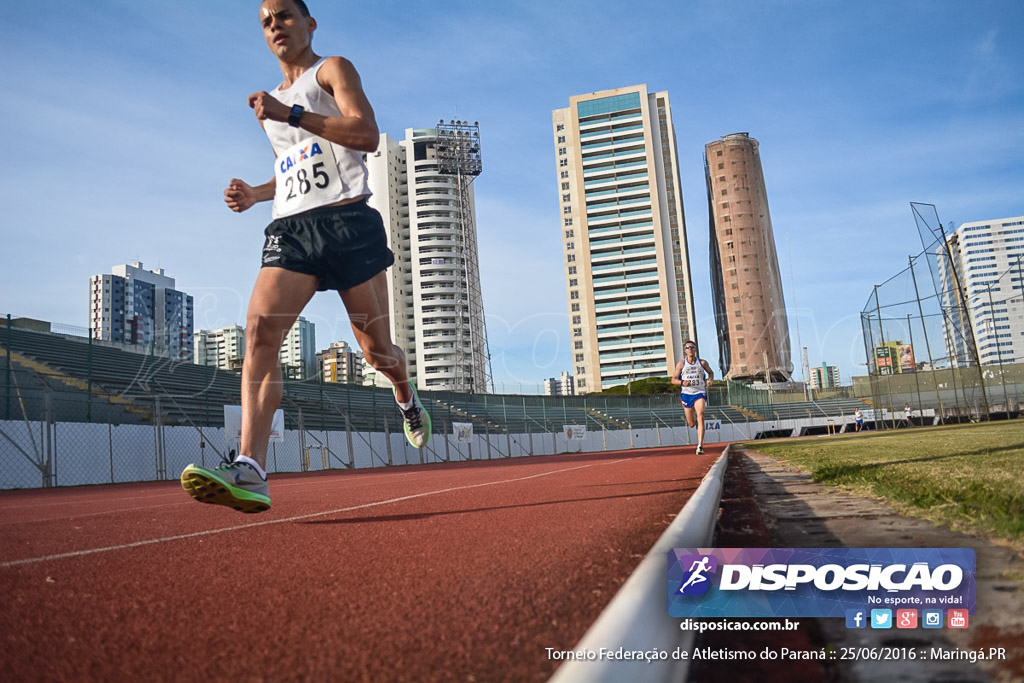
[552,85,696,393]
[809,363,841,390]
[279,316,316,380]
[318,341,363,384]
[194,325,245,371]
[939,216,1024,366]
[543,371,575,396]
[366,127,489,393]
[89,261,193,361]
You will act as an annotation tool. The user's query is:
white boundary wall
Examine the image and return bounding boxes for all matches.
[1,416,853,489]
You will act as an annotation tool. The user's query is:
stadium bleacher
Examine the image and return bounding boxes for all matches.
[2,326,872,438]
[748,398,871,422]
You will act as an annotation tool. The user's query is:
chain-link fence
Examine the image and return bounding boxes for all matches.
[10,285,973,489]
[4,321,748,489]
[860,203,1024,425]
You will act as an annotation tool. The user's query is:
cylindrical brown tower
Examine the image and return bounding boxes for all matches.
[705,133,792,382]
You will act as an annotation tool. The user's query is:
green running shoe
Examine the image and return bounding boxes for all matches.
[181,461,271,514]
[396,381,431,449]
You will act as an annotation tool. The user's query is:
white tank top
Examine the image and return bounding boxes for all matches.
[679,358,707,395]
[263,57,371,219]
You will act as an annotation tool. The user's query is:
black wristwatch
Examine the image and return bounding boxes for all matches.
[288,104,304,128]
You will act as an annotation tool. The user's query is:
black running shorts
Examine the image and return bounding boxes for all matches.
[261,199,395,292]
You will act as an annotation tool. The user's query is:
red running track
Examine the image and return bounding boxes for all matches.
[0,445,720,682]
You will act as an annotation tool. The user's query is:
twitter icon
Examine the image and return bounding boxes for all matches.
[870,609,893,629]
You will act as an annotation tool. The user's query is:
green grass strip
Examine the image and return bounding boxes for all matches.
[746,422,1024,547]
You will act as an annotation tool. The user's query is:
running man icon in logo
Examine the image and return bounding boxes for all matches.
[676,554,718,596]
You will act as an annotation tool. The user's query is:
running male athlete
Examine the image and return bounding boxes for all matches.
[180,0,430,513]
[670,340,714,455]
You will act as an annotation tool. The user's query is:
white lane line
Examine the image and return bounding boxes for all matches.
[0,469,431,512]
[0,465,551,524]
[0,458,632,568]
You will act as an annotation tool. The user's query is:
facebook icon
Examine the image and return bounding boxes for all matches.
[845,609,867,629]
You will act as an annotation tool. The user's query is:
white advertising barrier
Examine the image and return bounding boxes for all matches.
[563,424,586,440]
[223,406,284,449]
[703,419,721,431]
[452,422,474,443]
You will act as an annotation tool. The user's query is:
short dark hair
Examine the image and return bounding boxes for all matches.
[264,0,310,16]
[684,340,697,347]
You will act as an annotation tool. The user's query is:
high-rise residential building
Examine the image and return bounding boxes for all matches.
[937,215,1024,366]
[809,363,841,390]
[279,316,316,380]
[366,125,489,393]
[361,356,393,389]
[88,261,193,361]
[194,325,245,371]
[317,341,364,384]
[552,85,696,394]
[705,133,792,382]
[543,371,575,396]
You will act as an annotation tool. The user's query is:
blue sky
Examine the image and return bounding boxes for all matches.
[2,0,1022,392]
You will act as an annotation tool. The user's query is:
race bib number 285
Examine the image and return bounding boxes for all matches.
[272,135,342,217]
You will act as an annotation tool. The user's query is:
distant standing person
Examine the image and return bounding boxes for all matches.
[671,340,714,455]
[854,408,864,432]
[180,0,430,514]
[904,403,913,428]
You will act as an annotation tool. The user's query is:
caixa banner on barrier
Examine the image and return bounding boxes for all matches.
[668,548,975,618]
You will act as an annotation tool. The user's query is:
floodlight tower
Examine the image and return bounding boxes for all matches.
[435,120,493,393]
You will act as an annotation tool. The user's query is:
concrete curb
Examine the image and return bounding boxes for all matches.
[549,445,731,683]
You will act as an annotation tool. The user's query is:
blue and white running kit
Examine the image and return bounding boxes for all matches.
[678,358,708,408]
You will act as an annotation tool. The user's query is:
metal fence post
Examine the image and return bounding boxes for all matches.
[44,389,53,487]
[108,422,115,484]
[345,413,355,469]
[445,403,452,461]
[5,314,11,420]
[87,327,93,423]
[908,255,945,423]
[298,407,307,472]
[986,283,1011,413]
[154,396,162,480]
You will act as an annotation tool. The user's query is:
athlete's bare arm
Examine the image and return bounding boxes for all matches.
[248,56,379,153]
[224,177,275,213]
[700,359,715,386]
[670,360,683,386]
[224,118,276,213]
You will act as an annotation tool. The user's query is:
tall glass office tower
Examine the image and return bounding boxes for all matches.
[552,85,696,394]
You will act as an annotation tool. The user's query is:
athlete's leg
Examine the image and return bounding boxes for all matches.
[683,404,697,428]
[339,271,411,403]
[694,397,707,447]
[241,268,318,468]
